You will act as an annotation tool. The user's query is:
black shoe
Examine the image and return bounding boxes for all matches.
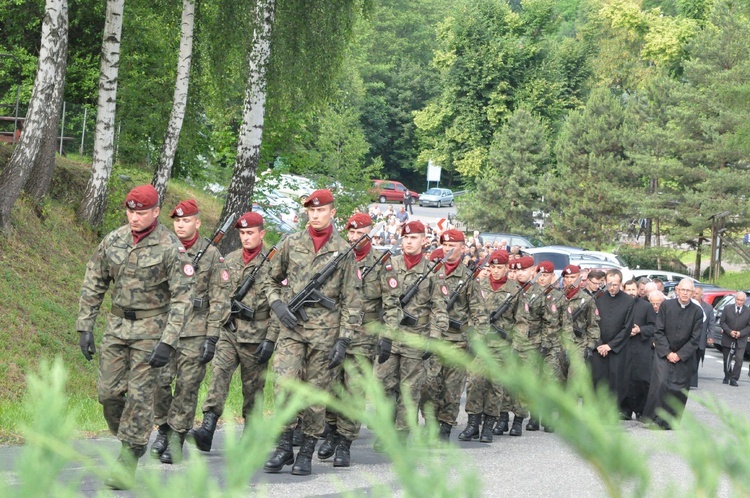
[493,412,509,435]
[263,430,295,473]
[731,379,739,386]
[543,425,555,433]
[291,435,318,476]
[509,416,523,436]
[438,422,452,442]
[723,377,729,385]
[526,417,540,431]
[105,442,145,490]
[187,411,219,452]
[333,437,352,467]
[479,415,497,443]
[317,425,339,460]
[160,431,185,464]
[458,414,481,441]
[292,420,304,447]
[150,424,170,457]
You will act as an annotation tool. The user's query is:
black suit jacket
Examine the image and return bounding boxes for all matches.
[720,304,750,348]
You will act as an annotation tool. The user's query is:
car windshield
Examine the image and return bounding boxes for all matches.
[425,188,442,195]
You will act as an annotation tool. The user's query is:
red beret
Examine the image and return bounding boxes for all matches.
[303,189,334,207]
[440,229,465,244]
[235,211,264,229]
[562,264,581,275]
[509,256,535,270]
[345,213,372,230]
[429,247,444,262]
[170,199,199,218]
[125,184,159,210]
[401,220,425,236]
[489,250,509,265]
[536,261,555,274]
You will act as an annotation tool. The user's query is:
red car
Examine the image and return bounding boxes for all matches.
[371,180,420,204]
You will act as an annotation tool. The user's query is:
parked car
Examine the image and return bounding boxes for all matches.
[630,269,698,284]
[418,188,454,207]
[251,204,294,234]
[710,293,750,356]
[572,261,634,283]
[521,248,572,275]
[255,187,300,227]
[478,232,541,249]
[371,179,420,204]
[259,173,316,201]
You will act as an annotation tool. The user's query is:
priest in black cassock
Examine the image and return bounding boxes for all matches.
[643,279,703,430]
[592,270,634,416]
[621,280,657,420]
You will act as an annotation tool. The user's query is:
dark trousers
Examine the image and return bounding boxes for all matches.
[404,199,413,214]
[722,343,746,381]
[690,349,704,388]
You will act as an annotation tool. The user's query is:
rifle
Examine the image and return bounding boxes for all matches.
[570,284,606,338]
[398,248,455,326]
[361,230,400,281]
[445,257,488,330]
[488,273,540,339]
[287,232,370,321]
[192,214,236,270]
[224,246,278,332]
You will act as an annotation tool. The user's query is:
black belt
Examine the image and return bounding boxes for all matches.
[111,304,170,320]
[193,297,209,311]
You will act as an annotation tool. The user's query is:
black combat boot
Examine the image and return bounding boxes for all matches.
[291,435,318,476]
[160,431,186,464]
[150,423,170,457]
[480,415,497,443]
[458,413,481,441]
[493,412,509,436]
[509,416,523,436]
[293,419,304,447]
[526,416,540,431]
[105,441,146,490]
[187,411,219,452]
[317,425,339,460]
[438,422,452,442]
[333,437,352,467]
[263,430,295,473]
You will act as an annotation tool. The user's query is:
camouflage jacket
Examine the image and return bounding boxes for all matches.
[182,238,230,339]
[479,278,519,344]
[222,247,279,343]
[541,288,565,350]
[263,229,362,348]
[563,287,601,350]
[510,282,546,352]
[381,255,448,358]
[441,263,488,342]
[350,247,385,353]
[76,223,193,347]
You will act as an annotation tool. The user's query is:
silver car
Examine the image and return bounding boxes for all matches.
[419,188,454,207]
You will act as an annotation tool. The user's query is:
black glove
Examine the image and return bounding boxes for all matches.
[148,342,174,368]
[421,338,437,360]
[199,336,218,364]
[270,300,298,330]
[79,331,96,361]
[328,338,351,370]
[254,339,275,364]
[584,347,593,361]
[375,337,392,364]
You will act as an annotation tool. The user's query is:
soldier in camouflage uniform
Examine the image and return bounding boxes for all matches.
[188,211,278,453]
[460,249,519,442]
[536,261,565,432]
[375,220,448,442]
[421,229,488,441]
[262,189,362,477]
[561,265,600,380]
[76,185,192,490]
[317,213,383,467]
[150,199,231,464]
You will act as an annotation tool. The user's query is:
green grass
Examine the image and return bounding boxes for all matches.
[717,272,750,290]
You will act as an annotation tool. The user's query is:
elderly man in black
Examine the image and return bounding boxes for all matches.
[643,279,703,430]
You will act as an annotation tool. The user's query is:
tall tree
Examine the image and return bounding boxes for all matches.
[152,0,196,200]
[77,0,124,228]
[0,0,68,235]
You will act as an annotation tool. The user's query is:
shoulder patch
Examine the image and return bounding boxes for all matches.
[219,256,225,263]
[388,277,398,289]
[438,273,445,279]
[385,264,393,272]
[441,285,448,295]
[178,246,186,253]
[183,263,195,276]
[221,270,230,281]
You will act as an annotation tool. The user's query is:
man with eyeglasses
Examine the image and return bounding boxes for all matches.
[719,292,750,386]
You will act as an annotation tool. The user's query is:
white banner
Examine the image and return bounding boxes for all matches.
[427,160,441,183]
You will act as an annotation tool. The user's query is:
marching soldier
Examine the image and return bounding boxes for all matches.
[561,265,600,379]
[187,211,278,452]
[375,220,448,443]
[150,199,231,464]
[317,213,383,467]
[76,184,192,489]
[460,249,518,443]
[421,229,488,441]
[262,189,362,476]
[536,261,565,432]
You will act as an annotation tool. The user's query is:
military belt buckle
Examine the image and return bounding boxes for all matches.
[123,309,137,320]
[193,297,205,308]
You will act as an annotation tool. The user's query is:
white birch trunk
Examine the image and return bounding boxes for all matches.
[152,0,196,201]
[218,0,275,254]
[0,0,68,234]
[77,0,125,228]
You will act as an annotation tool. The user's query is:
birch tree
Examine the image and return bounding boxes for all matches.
[152,0,196,200]
[76,0,125,228]
[0,0,68,235]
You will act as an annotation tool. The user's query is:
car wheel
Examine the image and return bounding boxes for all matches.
[449,200,454,207]
[419,203,423,207]
[379,195,387,203]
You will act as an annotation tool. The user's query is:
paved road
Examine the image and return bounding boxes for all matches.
[0,347,745,496]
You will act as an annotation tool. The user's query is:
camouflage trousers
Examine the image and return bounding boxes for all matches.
[202,332,266,419]
[273,336,334,437]
[97,335,160,446]
[325,350,374,440]
[374,353,427,431]
[152,336,208,433]
[544,346,565,383]
[464,344,514,417]
[420,344,467,426]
